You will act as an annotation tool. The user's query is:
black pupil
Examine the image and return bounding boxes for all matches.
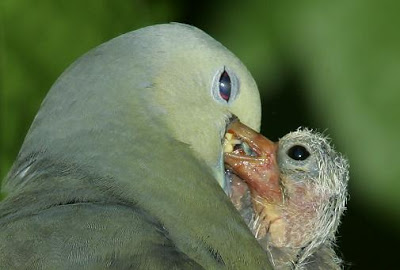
[287,145,310,161]
[219,71,231,101]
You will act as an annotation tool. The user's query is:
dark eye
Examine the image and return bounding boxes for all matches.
[211,67,239,104]
[219,70,231,101]
[287,145,310,161]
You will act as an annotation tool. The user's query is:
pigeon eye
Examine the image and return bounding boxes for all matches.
[219,70,231,101]
[287,145,310,161]
[211,67,239,104]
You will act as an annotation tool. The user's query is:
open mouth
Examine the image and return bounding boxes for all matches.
[223,119,282,203]
[222,119,255,223]
[223,118,284,241]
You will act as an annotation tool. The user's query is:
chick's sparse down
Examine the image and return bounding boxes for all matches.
[224,122,349,270]
[0,23,272,269]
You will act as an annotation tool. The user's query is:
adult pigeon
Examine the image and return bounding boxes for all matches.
[0,23,273,270]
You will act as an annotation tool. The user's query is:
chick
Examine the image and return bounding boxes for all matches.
[224,121,349,269]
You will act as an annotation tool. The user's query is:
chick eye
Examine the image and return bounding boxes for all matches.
[219,70,231,101]
[287,145,310,161]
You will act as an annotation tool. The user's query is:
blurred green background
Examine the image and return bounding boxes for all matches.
[1,1,399,269]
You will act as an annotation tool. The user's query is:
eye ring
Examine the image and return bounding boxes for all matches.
[211,67,239,105]
[287,144,310,161]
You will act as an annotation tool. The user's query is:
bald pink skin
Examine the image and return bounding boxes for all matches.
[224,121,321,248]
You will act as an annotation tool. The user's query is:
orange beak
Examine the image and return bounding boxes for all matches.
[224,120,282,204]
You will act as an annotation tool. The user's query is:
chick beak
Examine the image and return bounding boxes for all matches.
[224,120,282,204]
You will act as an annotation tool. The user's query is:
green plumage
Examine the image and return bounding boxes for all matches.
[0,24,271,269]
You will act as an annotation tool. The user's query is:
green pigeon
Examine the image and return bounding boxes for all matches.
[0,23,273,269]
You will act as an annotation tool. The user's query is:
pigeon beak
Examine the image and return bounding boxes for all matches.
[223,120,282,204]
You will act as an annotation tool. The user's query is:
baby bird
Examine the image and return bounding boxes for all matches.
[224,121,349,270]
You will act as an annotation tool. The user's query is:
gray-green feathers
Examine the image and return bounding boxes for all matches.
[0,23,271,269]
